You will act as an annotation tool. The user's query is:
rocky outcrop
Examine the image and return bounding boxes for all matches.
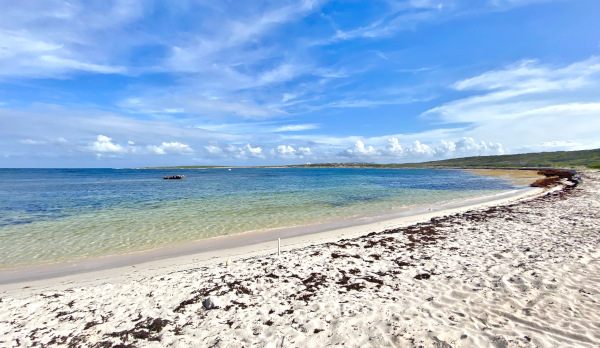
[163,175,186,180]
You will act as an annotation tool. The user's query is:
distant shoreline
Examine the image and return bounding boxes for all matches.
[131,147,600,170]
[0,168,543,285]
[1,171,596,347]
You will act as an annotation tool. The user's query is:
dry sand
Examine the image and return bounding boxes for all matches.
[0,170,599,347]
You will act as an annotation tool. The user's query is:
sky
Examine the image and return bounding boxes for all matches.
[1,0,599,167]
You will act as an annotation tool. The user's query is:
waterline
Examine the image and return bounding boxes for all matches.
[0,168,519,269]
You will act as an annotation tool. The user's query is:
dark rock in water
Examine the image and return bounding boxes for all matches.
[163,175,186,180]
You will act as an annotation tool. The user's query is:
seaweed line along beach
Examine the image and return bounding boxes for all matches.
[0,169,598,347]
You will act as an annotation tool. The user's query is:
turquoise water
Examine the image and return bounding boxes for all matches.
[0,168,516,269]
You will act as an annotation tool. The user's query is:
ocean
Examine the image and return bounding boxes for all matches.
[0,168,518,269]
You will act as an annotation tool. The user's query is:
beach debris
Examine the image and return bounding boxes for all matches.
[531,169,580,188]
[163,175,186,180]
[226,258,232,267]
[107,317,171,343]
[202,297,221,310]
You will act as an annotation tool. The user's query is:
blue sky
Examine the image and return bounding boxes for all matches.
[1,0,599,167]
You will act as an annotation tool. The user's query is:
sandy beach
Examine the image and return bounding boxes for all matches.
[1,170,599,347]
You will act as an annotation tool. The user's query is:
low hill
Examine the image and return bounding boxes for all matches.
[143,148,600,170]
[289,148,600,169]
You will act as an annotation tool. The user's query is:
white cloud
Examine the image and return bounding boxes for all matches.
[272,145,297,158]
[147,142,193,155]
[90,135,125,153]
[18,137,67,149]
[448,137,504,157]
[86,134,193,157]
[298,147,311,156]
[39,55,125,74]
[406,140,435,157]
[331,136,505,162]
[0,1,143,78]
[452,58,600,93]
[0,30,62,60]
[274,124,319,132]
[243,143,264,158]
[203,143,265,159]
[383,137,403,155]
[423,57,600,152]
[204,145,224,155]
[339,140,380,158]
[270,144,312,158]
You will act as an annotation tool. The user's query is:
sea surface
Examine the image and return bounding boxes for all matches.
[0,168,519,269]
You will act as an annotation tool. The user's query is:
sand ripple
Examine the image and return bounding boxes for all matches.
[1,171,599,347]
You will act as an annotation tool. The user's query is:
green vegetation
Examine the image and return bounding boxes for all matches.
[288,148,600,169]
[143,148,600,170]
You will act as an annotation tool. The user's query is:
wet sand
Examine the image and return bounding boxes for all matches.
[1,170,598,347]
[0,184,540,285]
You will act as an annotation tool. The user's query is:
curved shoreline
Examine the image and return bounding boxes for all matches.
[1,172,597,347]
[0,184,544,288]
[0,167,531,271]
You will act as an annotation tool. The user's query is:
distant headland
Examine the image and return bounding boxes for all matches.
[140,148,600,170]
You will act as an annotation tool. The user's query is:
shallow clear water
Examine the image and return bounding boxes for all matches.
[0,168,516,269]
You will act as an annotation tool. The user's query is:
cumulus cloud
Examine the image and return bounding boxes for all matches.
[90,135,125,153]
[272,145,296,158]
[383,137,403,155]
[86,135,193,157]
[270,144,312,158]
[406,140,435,157]
[333,137,505,162]
[243,144,263,157]
[456,137,503,156]
[204,145,225,155]
[203,143,264,159]
[339,140,380,158]
[434,137,504,157]
[434,139,456,157]
[147,142,193,155]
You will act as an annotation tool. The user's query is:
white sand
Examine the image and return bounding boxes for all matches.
[1,171,599,347]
